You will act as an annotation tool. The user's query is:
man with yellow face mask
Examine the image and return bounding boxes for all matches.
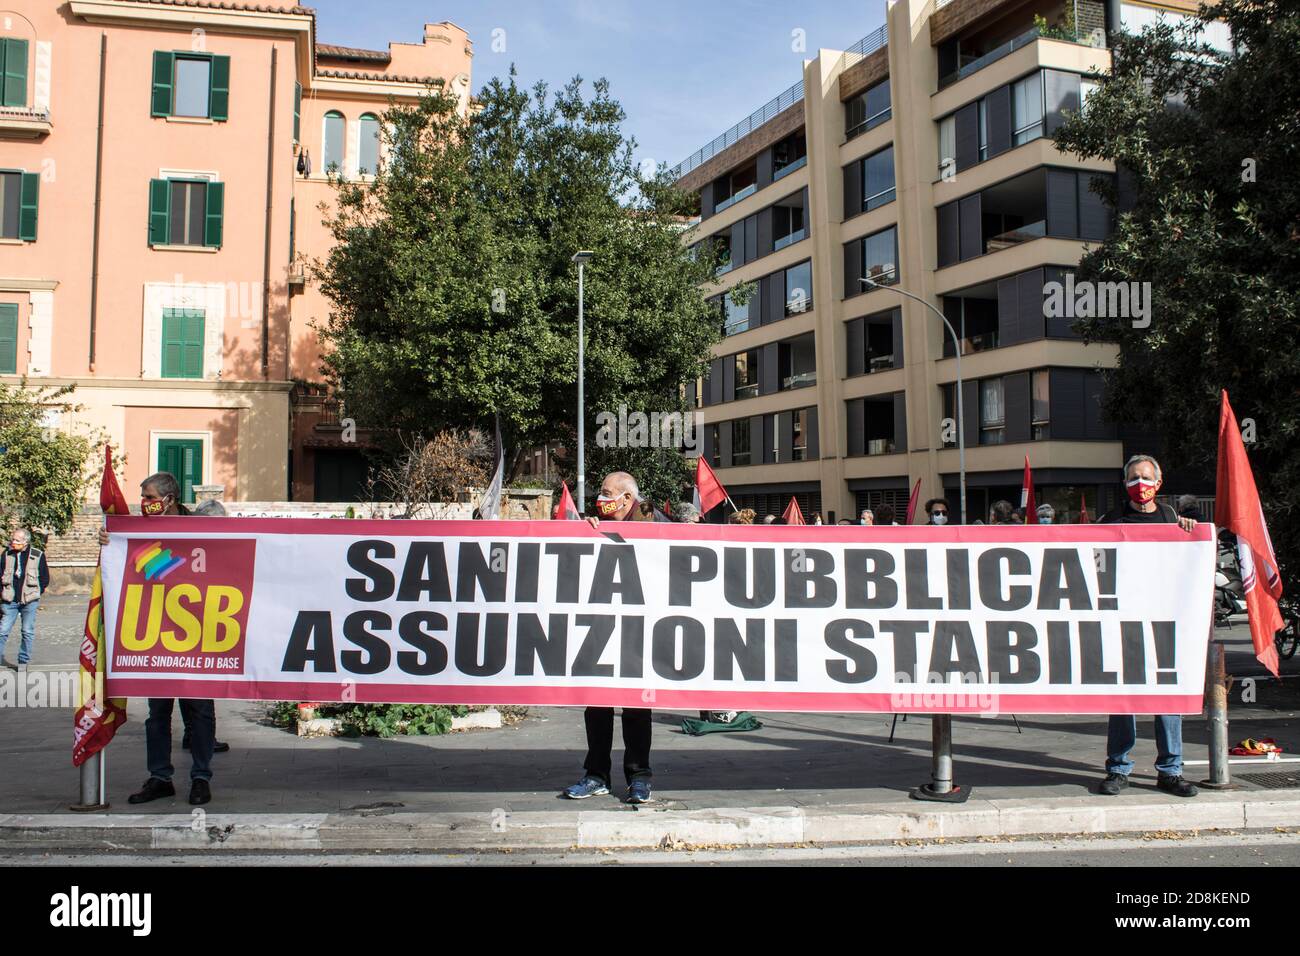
[1097,454,1199,799]
[562,471,655,804]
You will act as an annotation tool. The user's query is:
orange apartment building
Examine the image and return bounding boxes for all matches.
[0,0,472,504]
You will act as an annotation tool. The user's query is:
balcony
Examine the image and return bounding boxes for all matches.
[714,182,757,215]
[772,154,807,182]
[773,228,806,253]
[0,107,52,139]
[937,0,1106,91]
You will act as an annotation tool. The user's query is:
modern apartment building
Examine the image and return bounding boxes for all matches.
[0,0,471,504]
[677,0,1225,523]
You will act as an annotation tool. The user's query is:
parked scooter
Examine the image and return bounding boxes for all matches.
[1215,531,1248,627]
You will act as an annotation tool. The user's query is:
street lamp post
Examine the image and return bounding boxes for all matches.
[573,251,594,512]
[860,277,967,526]
[861,275,970,803]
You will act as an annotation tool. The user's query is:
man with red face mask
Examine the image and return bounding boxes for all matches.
[1096,454,1199,798]
[561,471,656,804]
[98,473,218,806]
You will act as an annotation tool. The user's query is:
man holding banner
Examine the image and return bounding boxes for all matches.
[1097,454,1199,799]
[563,470,655,804]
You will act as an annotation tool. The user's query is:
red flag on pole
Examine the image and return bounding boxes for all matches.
[1021,455,1037,523]
[1216,390,1283,677]
[695,456,728,514]
[1078,493,1091,524]
[73,446,129,767]
[782,496,805,525]
[663,499,672,516]
[552,481,580,520]
[903,478,922,525]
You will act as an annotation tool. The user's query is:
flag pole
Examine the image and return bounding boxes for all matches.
[72,512,111,812]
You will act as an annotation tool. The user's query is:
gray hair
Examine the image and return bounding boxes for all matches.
[1036,503,1055,519]
[673,501,700,523]
[1122,454,1162,481]
[1176,494,1198,511]
[141,472,182,500]
[9,528,29,543]
[192,499,227,516]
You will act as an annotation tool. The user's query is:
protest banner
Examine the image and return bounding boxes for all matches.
[100,517,1216,715]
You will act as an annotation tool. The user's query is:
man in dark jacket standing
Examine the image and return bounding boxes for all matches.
[1097,454,1199,798]
[0,528,50,669]
[562,470,655,804]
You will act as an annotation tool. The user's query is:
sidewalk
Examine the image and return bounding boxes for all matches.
[2,615,1298,849]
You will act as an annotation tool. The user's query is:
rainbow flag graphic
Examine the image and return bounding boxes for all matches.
[133,542,187,581]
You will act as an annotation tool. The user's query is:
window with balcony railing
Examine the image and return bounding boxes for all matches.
[772,131,807,181]
[846,78,891,140]
[713,160,758,214]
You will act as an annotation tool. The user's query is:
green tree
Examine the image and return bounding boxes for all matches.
[1053,0,1300,593]
[315,73,721,506]
[0,381,102,539]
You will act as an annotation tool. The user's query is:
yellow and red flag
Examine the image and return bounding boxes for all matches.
[72,445,129,766]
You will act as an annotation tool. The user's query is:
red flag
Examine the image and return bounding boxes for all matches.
[1021,455,1037,523]
[782,496,805,525]
[695,456,728,514]
[1078,493,1091,524]
[74,446,129,767]
[552,481,580,520]
[1216,391,1283,676]
[903,478,922,525]
[663,499,672,516]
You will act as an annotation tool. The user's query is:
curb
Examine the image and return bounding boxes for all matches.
[2,790,1298,851]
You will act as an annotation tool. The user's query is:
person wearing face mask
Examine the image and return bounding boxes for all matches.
[562,471,656,804]
[1096,454,1199,798]
[924,498,951,526]
[99,473,217,807]
[1036,503,1055,525]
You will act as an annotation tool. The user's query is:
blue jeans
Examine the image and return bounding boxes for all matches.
[145,698,215,783]
[1106,714,1183,776]
[0,599,38,665]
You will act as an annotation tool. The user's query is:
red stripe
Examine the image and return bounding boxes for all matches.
[106,515,1216,543]
[104,679,1203,714]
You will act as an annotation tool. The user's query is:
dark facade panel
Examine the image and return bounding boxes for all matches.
[760,342,779,395]
[744,214,759,262]
[846,398,865,456]
[1050,367,1086,439]
[955,101,979,172]
[985,83,1012,159]
[843,159,863,220]
[709,357,724,406]
[1004,371,1031,444]
[1044,69,1081,136]
[891,308,904,368]
[1017,267,1046,342]
[806,406,820,460]
[893,391,908,453]
[846,318,865,377]
[844,238,863,297]
[998,274,1019,345]
[962,379,980,448]
[958,193,982,262]
[779,410,794,462]
[1078,173,1112,241]
[1047,169,1079,238]
[937,201,959,268]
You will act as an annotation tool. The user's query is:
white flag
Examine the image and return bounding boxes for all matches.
[479,416,505,519]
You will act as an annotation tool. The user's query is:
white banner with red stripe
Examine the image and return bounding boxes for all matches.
[100,517,1216,714]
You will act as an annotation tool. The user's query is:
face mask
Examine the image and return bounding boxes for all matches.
[595,495,623,518]
[931,513,948,525]
[1126,477,1159,504]
[142,498,168,516]
[1039,516,1052,525]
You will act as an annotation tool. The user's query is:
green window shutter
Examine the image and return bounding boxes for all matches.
[151,51,174,117]
[293,81,301,142]
[18,172,38,241]
[203,181,224,247]
[209,54,230,121]
[2,39,28,108]
[161,309,181,377]
[157,438,203,502]
[0,304,17,375]
[182,310,204,378]
[148,178,170,245]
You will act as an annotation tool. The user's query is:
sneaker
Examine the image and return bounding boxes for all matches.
[189,779,212,806]
[1098,772,1129,795]
[182,737,230,753]
[127,777,176,805]
[626,779,653,804]
[562,775,610,800]
[1157,773,1199,798]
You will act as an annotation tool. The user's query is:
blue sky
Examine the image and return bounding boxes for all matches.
[309,0,888,174]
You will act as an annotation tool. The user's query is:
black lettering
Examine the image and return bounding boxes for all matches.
[453,612,508,677]
[341,611,392,675]
[945,549,971,610]
[977,548,1033,611]
[928,620,982,680]
[397,611,448,676]
[904,550,943,609]
[880,620,927,682]
[1079,620,1118,684]
[345,540,395,602]
[723,547,775,609]
[456,542,508,602]
[651,616,706,681]
[775,619,798,681]
[1038,549,1093,610]
[714,618,766,681]
[1047,620,1073,684]
[784,548,837,608]
[514,542,540,602]
[515,613,568,676]
[396,542,450,602]
[843,549,897,609]
[619,616,645,678]
[572,614,616,677]
[985,621,1040,684]
[1121,620,1146,684]
[588,545,645,604]
[282,611,336,672]
[824,619,877,683]
[546,543,595,602]
[669,546,717,606]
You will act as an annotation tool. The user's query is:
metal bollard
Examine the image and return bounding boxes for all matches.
[1202,640,1232,789]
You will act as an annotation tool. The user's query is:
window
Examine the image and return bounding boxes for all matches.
[157,438,203,503]
[863,147,895,211]
[863,227,898,285]
[734,350,759,400]
[714,232,733,275]
[773,192,807,250]
[709,423,721,467]
[792,408,809,461]
[731,419,752,466]
[865,313,896,372]
[0,170,38,242]
[772,131,807,179]
[148,178,224,248]
[151,51,230,121]
[785,260,813,315]
[0,303,16,374]
[847,78,891,139]
[779,334,816,390]
[938,115,956,179]
[980,378,1005,445]
[161,308,205,379]
[723,289,751,335]
[0,38,28,108]
[323,111,346,172]
[1080,78,1100,109]
[864,396,898,456]
[978,98,989,161]
[293,81,302,142]
[1012,72,1044,146]
[359,113,381,175]
[1032,369,1050,440]
[714,161,758,213]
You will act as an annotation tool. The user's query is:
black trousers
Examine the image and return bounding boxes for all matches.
[583,707,652,785]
